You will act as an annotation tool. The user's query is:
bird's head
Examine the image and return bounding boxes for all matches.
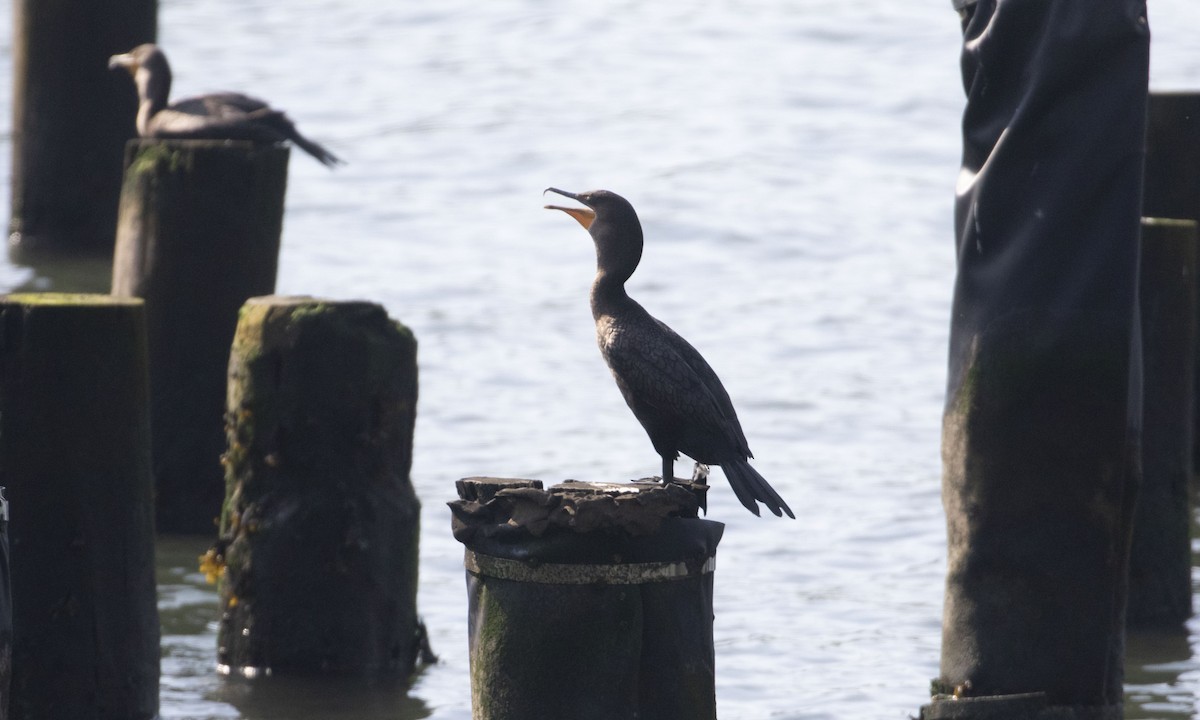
[109,44,173,131]
[108,43,169,79]
[544,188,644,279]
[543,188,637,231]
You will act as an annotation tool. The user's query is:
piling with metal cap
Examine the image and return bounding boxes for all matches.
[111,139,289,534]
[214,296,427,679]
[450,477,722,720]
[0,293,159,720]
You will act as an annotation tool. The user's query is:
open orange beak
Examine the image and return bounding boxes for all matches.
[543,187,596,230]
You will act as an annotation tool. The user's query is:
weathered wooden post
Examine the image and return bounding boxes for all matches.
[0,488,10,720]
[9,0,155,259]
[1128,218,1198,628]
[1144,93,1200,222]
[0,294,159,720]
[924,1,1148,717]
[112,139,289,534]
[1142,93,1200,475]
[450,477,722,720]
[214,296,427,678]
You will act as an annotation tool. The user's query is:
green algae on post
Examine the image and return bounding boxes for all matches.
[216,295,428,679]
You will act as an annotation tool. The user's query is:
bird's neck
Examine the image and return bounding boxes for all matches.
[590,271,636,320]
[588,221,644,319]
[135,67,170,134]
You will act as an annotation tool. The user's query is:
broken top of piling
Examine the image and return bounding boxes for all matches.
[449,476,709,548]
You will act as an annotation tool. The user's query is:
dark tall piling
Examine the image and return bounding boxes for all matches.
[1142,93,1200,474]
[0,489,10,720]
[1143,93,1200,222]
[450,477,722,720]
[925,2,1148,717]
[9,0,156,260]
[112,139,289,534]
[0,294,159,720]
[215,296,425,678]
[1128,218,1198,628]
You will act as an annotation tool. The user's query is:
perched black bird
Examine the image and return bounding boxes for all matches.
[108,44,342,167]
[545,188,794,518]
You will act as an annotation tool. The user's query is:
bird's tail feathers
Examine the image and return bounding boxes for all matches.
[262,112,343,167]
[722,460,794,519]
[291,133,343,167]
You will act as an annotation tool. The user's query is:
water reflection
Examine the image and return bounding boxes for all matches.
[1,250,112,293]
[212,675,431,720]
[1123,500,1200,719]
[157,536,432,720]
[1125,626,1198,719]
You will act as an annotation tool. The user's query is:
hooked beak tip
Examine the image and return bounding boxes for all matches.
[544,187,576,201]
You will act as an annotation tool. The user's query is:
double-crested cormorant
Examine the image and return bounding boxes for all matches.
[108,44,342,167]
[545,188,794,518]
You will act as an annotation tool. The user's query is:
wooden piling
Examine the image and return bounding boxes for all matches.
[9,0,156,260]
[0,294,159,720]
[928,1,1147,714]
[450,477,721,720]
[1143,93,1200,476]
[1128,218,1198,628]
[1143,93,1200,222]
[215,296,426,678]
[112,139,289,534]
[0,488,9,720]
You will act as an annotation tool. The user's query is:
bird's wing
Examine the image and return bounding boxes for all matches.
[170,92,271,119]
[154,95,341,166]
[601,320,740,445]
[146,109,283,143]
[650,318,751,454]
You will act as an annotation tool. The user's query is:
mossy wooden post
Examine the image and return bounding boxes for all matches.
[9,0,155,259]
[1128,218,1198,628]
[1142,93,1200,475]
[0,294,159,720]
[450,477,722,720]
[926,2,1146,716]
[112,139,289,534]
[215,296,425,678]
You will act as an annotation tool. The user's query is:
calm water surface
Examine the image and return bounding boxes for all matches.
[3,2,1200,718]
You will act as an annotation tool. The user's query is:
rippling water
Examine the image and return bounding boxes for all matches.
[3,1,1200,718]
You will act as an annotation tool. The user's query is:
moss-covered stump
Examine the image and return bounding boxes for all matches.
[450,477,722,720]
[9,0,155,260]
[111,139,289,534]
[0,293,159,720]
[215,296,425,679]
[1128,218,1198,627]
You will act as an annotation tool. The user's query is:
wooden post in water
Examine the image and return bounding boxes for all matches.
[1142,93,1200,475]
[215,296,426,678]
[112,139,289,534]
[0,488,10,720]
[0,294,159,720]
[926,2,1147,716]
[1128,218,1198,628]
[450,477,722,720]
[9,0,155,260]
[1143,93,1200,222]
